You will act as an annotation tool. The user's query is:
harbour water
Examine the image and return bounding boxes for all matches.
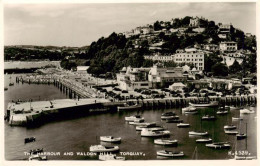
[4,74,257,160]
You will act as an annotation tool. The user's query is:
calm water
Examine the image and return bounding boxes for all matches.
[4,74,257,160]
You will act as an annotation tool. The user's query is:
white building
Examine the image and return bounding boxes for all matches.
[169,82,186,91]
[77,66,89,72]
[204,44,219,51]
[193,27,205,33]
[144,53,173,62]
[222,56,243,67]
[116,66,152,91]
[172,48,205,71]
[219,41,237,53]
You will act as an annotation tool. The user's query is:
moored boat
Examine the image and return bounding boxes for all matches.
[25,137,36,144]
[161,115,179,120]
[117,103,142,112]
[29,148,43,155]
[89,145,120,153]
[136,126,164,131]
[141,128,170,137]
[240,108,255,114]
[100,136,121,143]
[236,133,247,140]
[28,154,47,161]
[224,125,237,130]
[196,138,212,143]
[189,131,208,136]
[125,115,144,122]
[206,142,231,149]
[232,117,243,121]
[154,139,178,146]
[216,110,228,115]
[182,106,196,113]
[177,123,190,128]
[201,115,216,121]
[128,119,145,125]
[161,112,176,119]
[166,119,183,123]
[129,121,156,126]
[99,154,125,161]
[189,101,218,107]
[224,130,238,135]
[156,150,184,157]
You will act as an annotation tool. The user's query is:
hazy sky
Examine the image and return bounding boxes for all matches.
[4,2,256,47]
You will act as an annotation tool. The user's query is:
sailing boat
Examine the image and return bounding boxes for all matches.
[9,75,14,86]
[236,122,247,140]
[192,146,198,159]
[206,120,230,149]
[233,123,256,160]
[189,119,208,136]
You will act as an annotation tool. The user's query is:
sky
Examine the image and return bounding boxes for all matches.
[4,2,257,47]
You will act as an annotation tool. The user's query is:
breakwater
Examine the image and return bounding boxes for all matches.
[5,95,256,127]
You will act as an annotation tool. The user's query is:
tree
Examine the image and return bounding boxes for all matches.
[229,60,241,74]
[211,63,229,76]
[154,21,162,31]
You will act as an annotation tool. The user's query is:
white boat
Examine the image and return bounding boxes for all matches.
[154,139,178,146]
[177,123,190,128]
[206,142,231,149]
[236,133,247,140]
[216,110,228,115]
[161,115,179,120]
[240,108,255,114]
[232,117,243,121]
[141,128,170,137]
[117,103,142,111]
[157,150,184,157]
[99,154,125,161]
[196,138,212,143]
[224,130,238,135]
[182,106,196,113]
[189,131,208,136]
[28,154,47,161]
[125,115,144,122]
[224,125,237,130]
[189,101,218,107]
[100,136,121,143]
[201,115,216,120]
[128,119,145,125]
[136,126,164,131]
[89,145,120,153]
[129,121,156,126]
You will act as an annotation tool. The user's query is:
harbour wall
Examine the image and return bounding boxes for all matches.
[6,95,256,127]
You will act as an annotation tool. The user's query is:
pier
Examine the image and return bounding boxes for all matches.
[5,94,256,127]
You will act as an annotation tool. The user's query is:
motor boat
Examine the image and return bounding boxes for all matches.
[117,103,142,112]
[196,138,212,143]
[206,142,231,149]
[177,123,190,128]
[28,154,47,161]
[125,115,144,122]
[136,126,164,131]
[141,128,170,137]
[156,150,184,157]
[236,133,247,140]
[161,115,179,120]
[154,139,178,146]
[224,125,237,130]
[29,148,43,155]
[240,108,255,114]
[189,101,218,107]
[129,121,156,126]
[224,130,238,135]
[201,115,216,121]
[161,112,176,119]
[182,106,197,113]
[189,131,208,136]
[128,119,145,125]
[100,136,121,143]
[25,137,36,144]
[99,154,125,161]
[166,119,183,123]
[216,110,228,115]
[232,117,243,121]
[89,145,120,153]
